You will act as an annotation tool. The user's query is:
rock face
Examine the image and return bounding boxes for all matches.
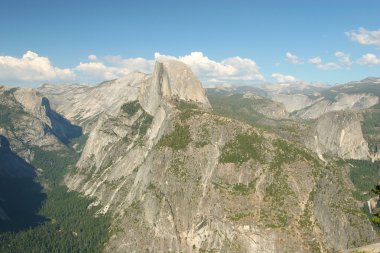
[296,93,379,119]
[271,94,314,113]
[61,60,375,252]
[0,135,35,178]
[306,111,370,160]
[139,59,211,115]
[0,86,81,160]
[38,72,149,131]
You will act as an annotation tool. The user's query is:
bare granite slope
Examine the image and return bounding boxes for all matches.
[63,59,375,252]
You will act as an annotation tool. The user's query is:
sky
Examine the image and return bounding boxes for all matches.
[0,0,380,87]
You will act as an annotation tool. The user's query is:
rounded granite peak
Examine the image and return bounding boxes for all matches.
[139,58,211,114]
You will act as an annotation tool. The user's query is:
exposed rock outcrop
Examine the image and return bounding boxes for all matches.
[296,93,379,119]
[271,94,314,113]
[38,72,148,131]
[139,59,211,115]
[306,111,370,160]
[63,60,375,252]
[0,87,78,160]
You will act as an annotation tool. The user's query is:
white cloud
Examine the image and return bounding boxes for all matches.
[357,53,380,66]
[75,56,155,82]
[309,56,341,70]
[309,56,322,65]
[346,27,380,47]
[75,61,120,80]
[286,52,303,64]
[0,51,264,85]
[335,51,352,67]
[88,54,97,61]
[155,51,264,83]
[103,55,154,73]
[0,51,75,83]
[271,73,297,83]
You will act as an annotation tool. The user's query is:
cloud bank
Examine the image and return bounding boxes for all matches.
[271,73,297,83]
[286,52,303,64]
[346,27,380,47]
[357,53,380,66]
[0,51,75,83]
[0,51,264,85]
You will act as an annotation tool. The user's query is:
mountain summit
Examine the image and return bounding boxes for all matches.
[140,58,211,114]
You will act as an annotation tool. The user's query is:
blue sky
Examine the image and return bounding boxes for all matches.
[1,0,380,86]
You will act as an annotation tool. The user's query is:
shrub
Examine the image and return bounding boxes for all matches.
[158,124,191,150]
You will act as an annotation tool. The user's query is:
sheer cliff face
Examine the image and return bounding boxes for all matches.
[295,93,379,120]
[62,60,374,253]
[0,87,76,160]
[306,111,370,160]
[38,72,149,132]
[139,59,211,115]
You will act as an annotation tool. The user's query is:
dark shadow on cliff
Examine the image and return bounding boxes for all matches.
[42,97,83,145]
[0,135,47,232]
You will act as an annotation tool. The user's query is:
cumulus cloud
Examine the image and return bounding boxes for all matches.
[335,51,352,68]
[0,51,264,85]
[286,52,303,64]
[271,73,297,83]
[155,51,264,83]
[103,55,154,73]
[308,56,341,70]
[88,54,97,61]
[346,27,380,47]
[357,53,380,66]
[0,51,75,83]
[75,55,154,82]
[75,61,120,80]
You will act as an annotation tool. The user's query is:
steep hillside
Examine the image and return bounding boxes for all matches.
[0,86,82,161]
[305,111,370,160]
[207,89,288,120]
[0,93,112,253]
[38,72,149,132]
[63,59,375,252]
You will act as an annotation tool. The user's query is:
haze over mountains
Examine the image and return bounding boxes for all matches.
[1,58,380,252]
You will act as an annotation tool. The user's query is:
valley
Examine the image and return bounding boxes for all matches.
[0,59,379,252]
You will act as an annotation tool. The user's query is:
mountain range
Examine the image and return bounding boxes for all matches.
[0,59,380,252]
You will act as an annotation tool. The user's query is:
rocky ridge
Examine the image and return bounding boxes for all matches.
[59,59,375,252]
[0,86,81,161]
[305,111,370,160]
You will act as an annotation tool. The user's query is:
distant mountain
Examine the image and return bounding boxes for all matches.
[1,62,379,252]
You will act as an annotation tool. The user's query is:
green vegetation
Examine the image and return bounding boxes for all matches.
[131,112,153,136]
[0,89,27,128]
[0,140,110,252]
[176,99,201,121]
[0,104,26,128]
[371,184,380,227]
[265,139,319,208]
[228,211,254,221]
[195,127,210,148]
[219,132,264,164]
[362,105,380,153]
[121,100,154,140]
[231,182,256,195]
[69,134,89,152]
[168,156,187,179]
[158,124,191,150]
[212,180,256,196]
[0,187,110,253]
[31,147,79,185]
[348,160,380,201]
[271,139,319,169]
[259,209,288,228]
[207,93,264,125]
[298,191,315,231]
[121,100,141,116]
